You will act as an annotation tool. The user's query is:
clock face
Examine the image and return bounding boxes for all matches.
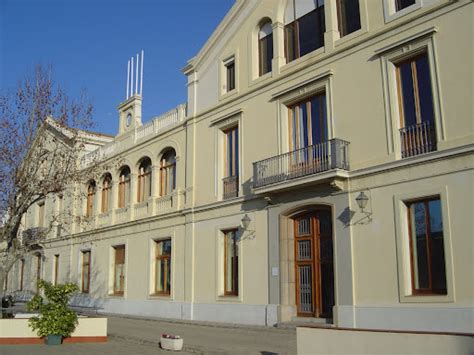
[126,113,132,127]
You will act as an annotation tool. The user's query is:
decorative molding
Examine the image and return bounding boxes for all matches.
[271,70,334,100]
[374,26,438,56]
[210,109,242,127]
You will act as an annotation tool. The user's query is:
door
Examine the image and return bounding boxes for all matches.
[295,210,334,318]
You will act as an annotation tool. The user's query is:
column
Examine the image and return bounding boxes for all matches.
[129,173,138,219]
[324,0,341,52]
[272,21,286,75]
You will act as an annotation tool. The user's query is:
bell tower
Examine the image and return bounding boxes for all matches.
[117,50,144,136]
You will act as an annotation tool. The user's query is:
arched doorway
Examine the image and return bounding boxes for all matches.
[293,209,334,318]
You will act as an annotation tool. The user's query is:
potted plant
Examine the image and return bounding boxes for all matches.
[26,280,79,345]
[160,333,184,351]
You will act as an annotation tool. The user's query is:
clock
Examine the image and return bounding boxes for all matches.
[126,113,132,127]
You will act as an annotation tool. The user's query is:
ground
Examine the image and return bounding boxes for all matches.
[0,314,297,355]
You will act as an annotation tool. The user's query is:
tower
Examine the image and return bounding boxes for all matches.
[117,50,144,136]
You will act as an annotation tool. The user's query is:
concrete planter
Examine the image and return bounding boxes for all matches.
[45,334,62,345]
[160,336,183,351]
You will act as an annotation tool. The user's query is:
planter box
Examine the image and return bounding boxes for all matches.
[160,337,183,351]
[45,334,62,345]
[0,317,108,344]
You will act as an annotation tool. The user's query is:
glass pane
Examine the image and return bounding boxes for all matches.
[298,240,312,260]
[396,0,416,11]
[428,199,446,292]
[320,263,334,317]
[285,23,296,62]
[410,202,429,289]
[338,0,361,36]
[234,128,239,177]
[155,259,163,292]
[298,265,313,313]
[298,9,324,57]
[298,218,311,235]
[225,231,238,293]
[310,94,327,144]
[83,266,89,291]
[399,62,417,127]
[115,264,124,292]
[415,55,435,123]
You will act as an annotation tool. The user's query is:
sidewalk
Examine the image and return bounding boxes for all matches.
[106,314,297,354]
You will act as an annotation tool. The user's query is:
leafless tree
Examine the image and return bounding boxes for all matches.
[0,65,97,301]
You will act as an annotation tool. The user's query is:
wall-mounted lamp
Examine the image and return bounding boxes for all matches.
[241,214,251,230]
[240,214,255,239]
[355,191,369,212]
[355,191,372,223]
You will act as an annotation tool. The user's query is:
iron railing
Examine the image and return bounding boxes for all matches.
[253,139,349,189]
[400,121,437,158]
[223,175,239,200]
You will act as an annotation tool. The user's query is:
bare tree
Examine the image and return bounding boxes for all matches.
[0,65,97,301]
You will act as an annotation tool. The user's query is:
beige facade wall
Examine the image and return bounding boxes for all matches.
[9,0,473,331]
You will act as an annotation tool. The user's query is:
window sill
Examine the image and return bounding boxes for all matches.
[281,47,325,74]
[148,293,172,300]
[220,88,238,101]
[384,2,422,23]
[399,293,454,303]
[249,71,272,87]
[216,295,241,303]
[107,293,124,298]
[335,28,368,48]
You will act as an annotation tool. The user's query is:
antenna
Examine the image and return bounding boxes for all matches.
[126,50,145,100]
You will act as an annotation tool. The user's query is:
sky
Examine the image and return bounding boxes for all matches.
[0,0,235,136]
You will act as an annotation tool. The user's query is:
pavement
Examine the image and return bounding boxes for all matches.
[0,314,297,355]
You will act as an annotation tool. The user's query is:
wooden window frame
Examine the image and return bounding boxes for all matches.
[38,201,45,228]
[118,168,130,209]
[101,175,112,213]
[86,182,96,217]
[81,251,91,293]
[258,22,273,76]
[160,151,176,197]
[223,229,239,296]
[154,239,172,296]
[406,196,447,295]
[137,159,152,203]
[53,254,59,286]
[225,60,235,92]
[336,0,361,37]
[19,259,25,291]
[35,253,41,293]
[113,245,125,295]
[284,4,325,63]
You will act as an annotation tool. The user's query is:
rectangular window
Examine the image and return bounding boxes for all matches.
[407,197,446,295]
[336,0,361,37]
[154,239,171,295]
[35,253,41,293]
[285,1,325,62]
[259,22,273,76]
[19,259,25,291]
[86,183,95,217]
[396,53,436,157]
[224,229,239,296]
[113,245,125,295]
[223,126,239,200]
[395,0,416,11]
[289,93,328,151]
[4,271,8,291]
[225,59,235,92]
[82,251,91,293]
[53,254,59,285]
[38,202,45,228]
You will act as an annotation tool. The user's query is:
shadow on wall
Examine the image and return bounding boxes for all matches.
[68,262,105,310]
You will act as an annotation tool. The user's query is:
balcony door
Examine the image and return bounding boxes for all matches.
[288,94,328,175]
[294,210,334,318]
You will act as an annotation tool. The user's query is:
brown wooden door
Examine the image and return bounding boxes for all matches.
[295,210,334,318]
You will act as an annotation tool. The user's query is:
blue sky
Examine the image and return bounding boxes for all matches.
[0,0,235,135]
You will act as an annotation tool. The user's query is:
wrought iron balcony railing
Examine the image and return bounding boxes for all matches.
[253,139,349,189]
[400,121,437,158]
[223,175,239,200]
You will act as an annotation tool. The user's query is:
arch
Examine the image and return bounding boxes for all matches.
[85,180,96,217]
[159,148,177,196]
[279,203,335,320]
[100,173,112,213]
[137,157,152,202]
[258,18,274,76]
[156,139,181,160]
[118,166,131,208]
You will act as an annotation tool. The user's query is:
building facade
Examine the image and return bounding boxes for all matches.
[6,0,473,333]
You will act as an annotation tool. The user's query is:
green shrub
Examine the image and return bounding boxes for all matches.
[26,280,79,337]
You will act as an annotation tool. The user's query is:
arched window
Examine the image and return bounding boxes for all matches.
[86,180,96,217]
[284,0,325,62]
[118,166,131,208]
[137,158,152,202]
[101,173,112,213]
[160,149,176,196]
[259,20,273,76]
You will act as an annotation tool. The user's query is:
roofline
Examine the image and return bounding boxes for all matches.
[181,0,246,74]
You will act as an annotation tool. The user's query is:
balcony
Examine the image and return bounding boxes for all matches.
[253,139,349,192]
[223,175,239,200]
[400,121,437,158]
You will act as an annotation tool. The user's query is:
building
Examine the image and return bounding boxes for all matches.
[6,0,473,333]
